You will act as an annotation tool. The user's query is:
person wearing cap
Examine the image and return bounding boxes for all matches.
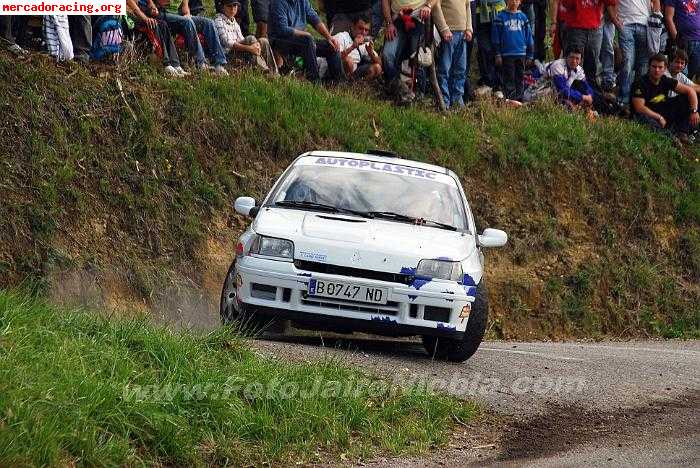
[214,0,279,74]
[268,0,344,83]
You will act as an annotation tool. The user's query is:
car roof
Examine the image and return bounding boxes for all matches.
[301,150,455,177]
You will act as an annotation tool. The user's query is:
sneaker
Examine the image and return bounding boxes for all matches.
[175,66,191,77]
[493,90,505,99]
[213,64,229,76]
[7,43,28,56]
[196,62,213,72]
[74,53,90,65]
[164,65,179,77]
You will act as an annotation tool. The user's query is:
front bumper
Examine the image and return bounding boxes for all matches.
[233,255,476,337]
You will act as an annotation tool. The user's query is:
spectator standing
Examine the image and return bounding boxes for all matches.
[519,0,545,60]
[562,0,621,87]
[434,0,474,108]
[334,14,382,79]
[473,0,507,93]
[0,17,29,56]
[44,15,74,61]
[69,16,92,63]
[268,0,344,83]
[617,0,662,103]
[156,0,229,74]
[252,0,271,36]
[545,46,595,106]
[631,53,699,140]
[665,0,700,79]
[214,0,279,73]
[549,0,572,57]
[127,0,188,76]
[492,0,534,101]
[599,10,617,92]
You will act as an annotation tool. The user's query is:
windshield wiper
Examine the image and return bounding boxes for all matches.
[367,211,457,231]
[274,200,373,218]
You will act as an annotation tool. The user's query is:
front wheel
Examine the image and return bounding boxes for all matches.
[219,260,289,335]
[422,281,489,362]
[220,261,239,326]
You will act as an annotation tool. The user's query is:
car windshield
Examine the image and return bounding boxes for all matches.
[267,157,469,231]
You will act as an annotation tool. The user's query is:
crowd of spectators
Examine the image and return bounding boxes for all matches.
[1,0,699,142]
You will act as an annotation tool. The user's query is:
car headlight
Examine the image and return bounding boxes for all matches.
[415,259,463,281]
[251,235,294,260]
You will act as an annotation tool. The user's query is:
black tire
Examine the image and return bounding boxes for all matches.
[219,260,290,335]
[220,260,239,326]
[422,280,489,362]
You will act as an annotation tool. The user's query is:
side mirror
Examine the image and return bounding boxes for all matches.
[478,228,508,248]
[234,196,257,216]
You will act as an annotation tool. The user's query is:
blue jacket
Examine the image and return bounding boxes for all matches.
[269,0,321,39]
[491,10,533,58]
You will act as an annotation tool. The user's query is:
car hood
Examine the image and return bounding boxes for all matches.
[252,207,475,273]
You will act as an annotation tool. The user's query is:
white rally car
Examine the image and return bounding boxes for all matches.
[220,150,507,362]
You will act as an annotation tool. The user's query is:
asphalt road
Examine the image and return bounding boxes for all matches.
[253,334,700,466]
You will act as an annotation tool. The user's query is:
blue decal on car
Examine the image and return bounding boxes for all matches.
[436,323,456,330]
[400,266,416,275]
[411,276,432,290]
[460,274,476,286]
[308,278,317,295]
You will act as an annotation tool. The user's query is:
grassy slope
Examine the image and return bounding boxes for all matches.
[0,53,698,338]
[0,291,476,465]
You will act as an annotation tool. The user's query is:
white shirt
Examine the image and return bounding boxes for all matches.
[666,70,693,97]
[545,59,587,87]
[214,13,244,53]
[334,31,369,71]
[616,0,651,26]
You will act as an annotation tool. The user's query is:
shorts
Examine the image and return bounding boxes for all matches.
[252,0,269,23]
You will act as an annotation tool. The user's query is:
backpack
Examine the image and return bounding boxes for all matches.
[91,16,123,60]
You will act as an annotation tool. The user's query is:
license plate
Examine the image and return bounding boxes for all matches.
[308,278,388,305]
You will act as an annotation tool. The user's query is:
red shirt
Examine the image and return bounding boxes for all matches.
[558,1,573,24]
[563,0,614,29]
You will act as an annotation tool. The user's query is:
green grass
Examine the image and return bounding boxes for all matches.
[0,291,477,466]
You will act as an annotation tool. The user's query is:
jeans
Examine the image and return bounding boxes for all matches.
[499,55,525,101]
[156,19,181,68]
[238,0,250,35]
[272,34,344,82]
[0,15,24,45]
[685,39,700,80]
[635,94,692,134]
[68,15,92,58]
[567,26,603,87]
[437,31,467,108]
[599,21,616,89]
[381,22,423,82]
[619,23,649,103]
[532,0,547,61]
[519,2,546,60]
[162,12,227,66]
[476,22,498,87]
[371,0,383,37]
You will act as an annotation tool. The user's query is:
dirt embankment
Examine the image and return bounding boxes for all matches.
[1,53,698,339]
